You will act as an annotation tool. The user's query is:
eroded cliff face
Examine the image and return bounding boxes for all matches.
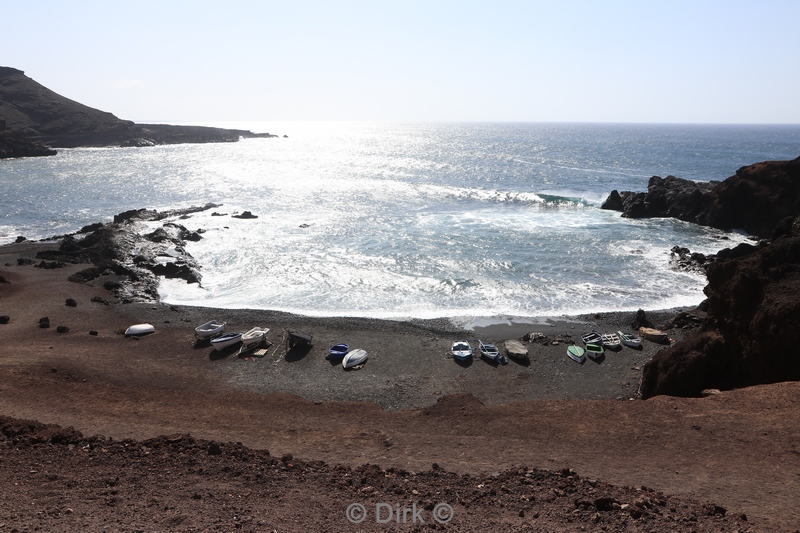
[640,217,800,398]
[603,157,800,239]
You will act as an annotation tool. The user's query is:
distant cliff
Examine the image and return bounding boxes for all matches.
[0,66,276,158]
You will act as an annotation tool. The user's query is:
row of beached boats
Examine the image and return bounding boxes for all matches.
[451,339,509,364]
[195,320,269,353]
[566,330,641,364]
[453,326,669,366]
[195,320,368,368]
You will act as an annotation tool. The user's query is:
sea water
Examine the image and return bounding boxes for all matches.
[1,122,798,320]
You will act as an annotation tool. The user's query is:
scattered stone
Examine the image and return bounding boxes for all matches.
[17,258,35,266]
[207,442,222,455]
[91,296,110,305]
[0,275,9,283]
[39,317,50,328]
[0,315,9,324]
[56,326,69,333]
[232,210,258,219]
[65,298,77,307]
[89,330,99,336]
[35,260,66,269]
[15,236,27,243]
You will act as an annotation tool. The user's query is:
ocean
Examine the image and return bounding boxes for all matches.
[2,122,798,321]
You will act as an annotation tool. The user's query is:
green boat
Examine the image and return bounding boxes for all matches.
[585,342,604,360]
[567,344,585,364]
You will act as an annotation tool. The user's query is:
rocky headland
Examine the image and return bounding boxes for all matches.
[0,66,277,158]
[602,157,800,398]
[602,156,800,239]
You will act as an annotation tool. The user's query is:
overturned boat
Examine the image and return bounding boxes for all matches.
[342,348,368,369]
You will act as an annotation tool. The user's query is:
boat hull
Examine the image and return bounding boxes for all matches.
[125,323,155,336]
[567,345,585,364]
[241,327,269,348]
[342,349,368,368]
[329,343,349,359]
[451,340,473,361]
[639,327,669,344]
[195,320,225,339]
[210,332,243,351]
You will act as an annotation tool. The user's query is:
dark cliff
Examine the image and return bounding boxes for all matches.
[639,217,800,398]
[602,157,800,239]
[632,157,800,398]
[0,66,276,157]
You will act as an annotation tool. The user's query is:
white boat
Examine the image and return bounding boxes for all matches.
[342,348,368,368]
[125,323,155,336]
[210,331,243,351]
[451,340,473,361]
[617,330,642,348]
[241,327,269,349]
[600,332,622,350]
[478,340,506,364]
[194,320,225,339]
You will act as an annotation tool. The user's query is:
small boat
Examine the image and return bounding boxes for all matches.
[241,327,269,349]
[328,343,349,359]
[504,339,529,360]
[581,332,602,345]
[639,327,669,344]
[617,330,642,348]
[451,340,473,361]
[600,332,622,350]
[585,342,604,360]
[287,328,313,349]
[478,340,507,363]
[210,331,243,351]
[342,348,368,368]
[195,320,225,339]
[125,323,155,337]
[567,344,585,364]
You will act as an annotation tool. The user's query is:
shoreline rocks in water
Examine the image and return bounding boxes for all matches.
[33,204,221,303]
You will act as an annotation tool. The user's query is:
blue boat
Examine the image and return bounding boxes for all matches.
[329,343,349,359]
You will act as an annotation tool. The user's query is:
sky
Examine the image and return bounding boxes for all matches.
[4,0,800,124]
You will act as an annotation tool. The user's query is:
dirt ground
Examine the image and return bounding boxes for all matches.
[1,242,799,531]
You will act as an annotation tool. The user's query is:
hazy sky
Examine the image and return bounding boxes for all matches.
[5,0,799,123]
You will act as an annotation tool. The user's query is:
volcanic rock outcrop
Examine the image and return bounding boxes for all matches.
[603,157,800,239]
[640,215,800,398]
[0,66,276,157]
[33,205,219,302]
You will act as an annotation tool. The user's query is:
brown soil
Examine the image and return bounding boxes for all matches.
[1,242,798,532]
